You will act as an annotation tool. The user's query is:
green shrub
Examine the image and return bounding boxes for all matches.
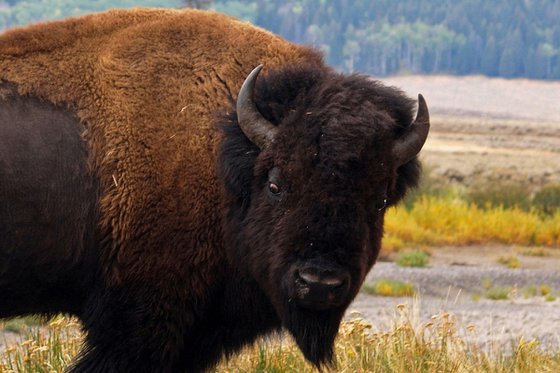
[466,182,532,210]
[482,276,493,290]
[520,247,550,257]
[396,250,429,267]
[362,279,416,297]
[533,184,560,215]
[539,284,552,296]
[485,286,511,300]
[496,255,522,268]
[522,285,537,298]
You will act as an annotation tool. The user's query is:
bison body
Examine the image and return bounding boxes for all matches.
[0,8,429,372]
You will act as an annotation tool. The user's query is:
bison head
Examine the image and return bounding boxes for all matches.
[218,64,429,367]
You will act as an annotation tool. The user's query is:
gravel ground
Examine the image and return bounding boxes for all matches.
[349,259,560,352]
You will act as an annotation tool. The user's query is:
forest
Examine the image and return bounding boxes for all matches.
[0,0,559,79]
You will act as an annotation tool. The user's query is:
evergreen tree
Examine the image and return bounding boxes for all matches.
[481,36,500,76]
[498,28,525,78]
[182,0,213,8]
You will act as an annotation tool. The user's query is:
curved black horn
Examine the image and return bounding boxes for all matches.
[393,94,430,166]
[236,65,278,149]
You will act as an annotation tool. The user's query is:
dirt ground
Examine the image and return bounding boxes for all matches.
[384,75,560,188]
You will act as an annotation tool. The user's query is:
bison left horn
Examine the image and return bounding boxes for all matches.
[236,65,278,149]
[392,94,430,166]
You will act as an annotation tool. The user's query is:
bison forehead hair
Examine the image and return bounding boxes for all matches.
[220,65,420,206]
[218,64,421,366]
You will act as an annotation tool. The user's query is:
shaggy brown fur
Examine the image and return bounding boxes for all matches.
[0,9,325,371]
[0,8,426,372]
[0,8,321,286]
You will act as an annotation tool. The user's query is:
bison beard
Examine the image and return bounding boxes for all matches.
[286,304,342,367]
[0,8,429,372]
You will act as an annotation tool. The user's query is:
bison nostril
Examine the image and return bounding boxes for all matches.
[294,267,350,310]
[298,270,321,285]
[297,269,345,288]
[321,277,344,287]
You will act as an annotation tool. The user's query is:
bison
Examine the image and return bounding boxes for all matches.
[0,8,429,372]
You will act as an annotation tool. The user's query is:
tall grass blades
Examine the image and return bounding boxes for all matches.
[3,307,560,372]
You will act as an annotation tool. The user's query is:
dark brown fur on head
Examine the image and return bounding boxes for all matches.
[218,65,420,366]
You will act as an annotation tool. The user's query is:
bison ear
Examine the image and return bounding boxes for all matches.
[392,94,430,166]
[236,65,278,149]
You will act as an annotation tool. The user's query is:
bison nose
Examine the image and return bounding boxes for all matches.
[294,267,350,310]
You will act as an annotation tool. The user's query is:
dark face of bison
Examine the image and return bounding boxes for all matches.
[218,65,428,367]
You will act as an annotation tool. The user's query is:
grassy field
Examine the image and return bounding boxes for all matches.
[2,305,560,373]
[383,195,560,252]
[381,168,560,253]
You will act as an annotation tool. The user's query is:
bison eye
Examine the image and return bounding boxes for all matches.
[267,167,283,201]
[268,182,281,195]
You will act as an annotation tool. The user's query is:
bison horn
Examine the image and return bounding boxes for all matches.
[393,94,430,166]
[236,65,278,149]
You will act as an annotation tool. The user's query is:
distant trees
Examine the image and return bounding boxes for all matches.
[0,1,183,29]
[0,0,558,79]
[182,0,213,8]
[247,0,560,79]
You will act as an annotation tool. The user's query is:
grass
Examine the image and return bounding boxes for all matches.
[474,277,514,301]
[522,285,537,299]
[0,317,82,373]
[533,184,560,215]
[383,194,560,253]
[362,279,416,297]
[466,182,532,211]
[484,286,512,300]
[1,316,43,334]
[496,255,522,269]
[381,176,560,254]
[2,305,560,373]
[485,282,558,300]
[520,247,550,257]
[396,250,430,267]
[539,284,552,296]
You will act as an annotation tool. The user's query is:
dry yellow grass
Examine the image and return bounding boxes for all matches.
[383,196,560,252]
[2,304,560,373]
[0,317,82,372]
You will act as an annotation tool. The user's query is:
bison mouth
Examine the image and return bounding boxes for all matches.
[269,261,353,367]
[283,300,344,368]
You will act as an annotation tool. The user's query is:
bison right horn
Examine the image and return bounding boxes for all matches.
[236,65,278,149]
[392,94,430,166]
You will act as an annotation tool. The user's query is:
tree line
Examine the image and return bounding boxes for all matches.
[1,0,559,80]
